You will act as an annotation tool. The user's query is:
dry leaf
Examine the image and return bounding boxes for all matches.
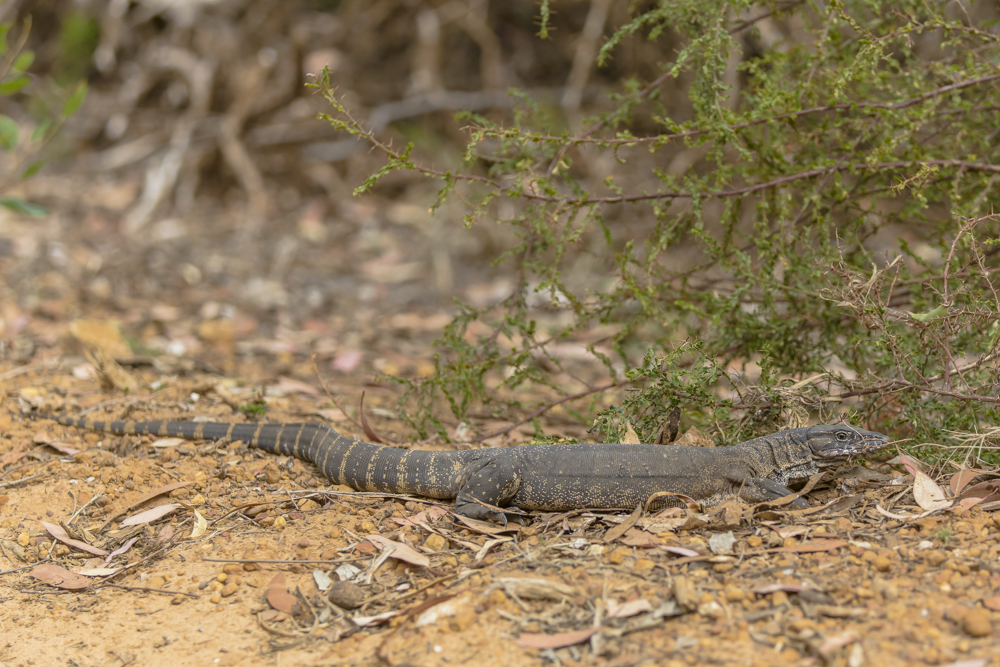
[818,632,859,655]
[352,611,398,626]
[451,513,520,535]
[75,567,119,576]
[104,536,140,563]
[41,521,109,556]
[875,503,937,521]
[150,438,187,449]
[753,582,815,594]
[99,480,195,530]
[607,599,652,618]
[271,376,321,396]
[121,503,181,527]
[365,534,430,567]
[45,441,81,456]
[495,576,575,601]
[622,422,640,444]
[899,452,953,511]
[359,391,392,444]
[515,627,599,649]
[393,506,449,527]
[604,505,642,543]
[190,507,207,538]
[620,528,663,547]
[661,545,701,558]
[30,563,92,590]
[266,574,299,613]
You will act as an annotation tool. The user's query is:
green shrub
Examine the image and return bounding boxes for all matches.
[317,0,1000,456]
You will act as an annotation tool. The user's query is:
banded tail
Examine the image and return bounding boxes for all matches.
[34,413,470,500]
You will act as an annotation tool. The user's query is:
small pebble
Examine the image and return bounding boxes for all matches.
[328,581,366,609]
[962,608,992,637]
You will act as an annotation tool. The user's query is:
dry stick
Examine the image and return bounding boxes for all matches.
[0,473,45,489]
[203,556,371,566]
[464,381,620,444]
[308,343,365,434]
[104,582,198,598]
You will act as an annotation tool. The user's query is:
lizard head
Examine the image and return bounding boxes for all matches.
[806,424,892,466]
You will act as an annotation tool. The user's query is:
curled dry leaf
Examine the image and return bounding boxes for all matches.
[41,521,109,556]
[622,422,641,444]
[30,563,92,590]
[365,534,430,567]
[899,452,953,511]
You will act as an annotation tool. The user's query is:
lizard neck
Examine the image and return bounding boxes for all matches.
[739,429,818,485]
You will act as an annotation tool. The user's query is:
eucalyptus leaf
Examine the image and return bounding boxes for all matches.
[0,197,47,217]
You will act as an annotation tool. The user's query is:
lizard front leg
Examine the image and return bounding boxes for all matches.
[738,477,810,509]
[454,456,522,522]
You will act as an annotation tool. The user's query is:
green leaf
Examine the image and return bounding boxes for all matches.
[21,160,43,179]
[0,74,31,95]
[30,119,51,142]
[909,305,950,323]
[61,81,88,117]
[0,197,46,217]
[0,23,10,56]
[12,50,34,72]
[0,115,18,151]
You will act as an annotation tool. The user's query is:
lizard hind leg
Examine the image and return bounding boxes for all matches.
[454,457,522,522]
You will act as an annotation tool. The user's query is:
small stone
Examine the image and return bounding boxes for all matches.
[634,558,655,573]
[961,607,992,637]
[263,463,282,484]
[16,532,29,548]
[771,591,789,607]
[171,596,185,605]
[328,581,366,609]
[724,585,745,602]
[713,562,734,574]
[210,593,221,604]
[746,535,762,548]
[148,576,167,589]
[423,534,447,552]
[673,576,697,611]
[223,564,243,575]
[216,573,228,583]
[220,582,238,597]
[607,547,629,565]
[873,556,892,572]
[983,596,1000,612]
[300,499,321,512]
[272,516,287,531]
[926,551,948,567]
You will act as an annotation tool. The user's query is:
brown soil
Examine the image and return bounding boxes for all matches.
[2,334,1000,666]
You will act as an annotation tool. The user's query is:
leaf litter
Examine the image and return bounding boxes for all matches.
[3,368,1000,666]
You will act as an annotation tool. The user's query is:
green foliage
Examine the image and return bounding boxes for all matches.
[240,400,268,417]
[0,15,88,217]
[57,12,100,83]
[319,0,1000,455]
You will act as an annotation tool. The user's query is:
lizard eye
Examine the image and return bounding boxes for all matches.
[836,432,848,441]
